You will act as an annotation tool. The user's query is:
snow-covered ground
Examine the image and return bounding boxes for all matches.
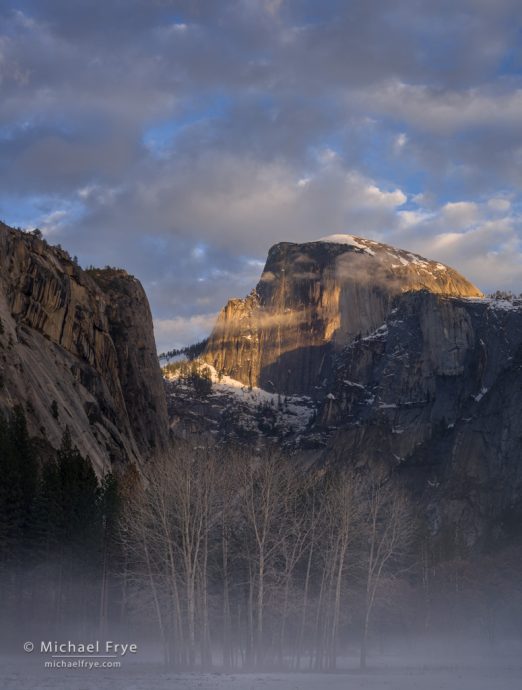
[165,362,313,418]
[164,361,317,442]
[463,296,522,311]
[3,653,522,690]
[2,664,521,690]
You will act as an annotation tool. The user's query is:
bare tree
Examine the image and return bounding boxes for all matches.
[237,448,304,668]
[326,470,362,670]
[359,472,415,669]
[119,447,416,672]
[120,442,218,669]
[310,469,362,671]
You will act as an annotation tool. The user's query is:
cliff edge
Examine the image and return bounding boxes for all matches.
[0,222,169,473]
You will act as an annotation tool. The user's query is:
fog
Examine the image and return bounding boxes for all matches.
[1,439,521,689]
[2,636,522,690]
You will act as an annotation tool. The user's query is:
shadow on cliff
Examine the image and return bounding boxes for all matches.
[259,342,336,396]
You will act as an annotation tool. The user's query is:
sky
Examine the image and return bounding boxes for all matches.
[1,0,522,352]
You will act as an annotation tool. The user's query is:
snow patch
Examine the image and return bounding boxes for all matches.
[473,387,488,402]
[362,324,388,341]
[465,297,521,311]
[343,380,365,389]
[318,234,376,256]
[164,361,316,435]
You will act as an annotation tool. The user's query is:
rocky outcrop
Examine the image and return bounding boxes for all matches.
[88,268,170,460]
[0,222,169,474]
[318,291,522,546]
[177,235,522,546]
[203,236,482,394]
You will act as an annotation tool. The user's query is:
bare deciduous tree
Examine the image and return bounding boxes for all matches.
[120,448,417,672]
[359,472,415,670]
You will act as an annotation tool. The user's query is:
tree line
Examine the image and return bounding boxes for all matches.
[119,444,522,671]
[0,408,119,640]
[163,360,213,396]
[118,445,416,670]
[158,338,209,363]
[1,413,521,669]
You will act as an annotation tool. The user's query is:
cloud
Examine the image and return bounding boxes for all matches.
[59,150,409,259]
[154,313,218,353]
[2,0,522,347]
[388,198,522,292]
[487,197,512,213]
[39,208,68,236]
[359,81,522,134]
[393,132,408,153]
[441,202,479,228]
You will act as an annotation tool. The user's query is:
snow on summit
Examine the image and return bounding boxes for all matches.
[318,234,376,255]
[318,233,453,273]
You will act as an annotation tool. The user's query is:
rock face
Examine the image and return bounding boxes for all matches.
[203,236,482,394]
[0,222,169,473]
[318,291,522,546]
[180,235,522,546]
[88,268,170,460]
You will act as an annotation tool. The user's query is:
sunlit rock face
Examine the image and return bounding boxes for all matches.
[169,235,522,546]
[185,237,522,545]
[203,236,482,394]
[0,222,169,473]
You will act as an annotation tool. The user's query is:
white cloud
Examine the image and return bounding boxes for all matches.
[441,201,479,228]
[363,184,407,208]
[93,152,410,256]
[398,209,434,228]
[40,209,68,236]
[487,197,511,213]
[153,313,218,353]
[386,199,522,292]
[393,132,408,153]
[4,0,522,337]
[358,80,522,134]
[317,147,338,164]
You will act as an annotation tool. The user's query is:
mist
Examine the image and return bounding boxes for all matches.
[1,433,521,690]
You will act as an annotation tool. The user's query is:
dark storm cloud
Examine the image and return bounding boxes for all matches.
[1,0,522,348]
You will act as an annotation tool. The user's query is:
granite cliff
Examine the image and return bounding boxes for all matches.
[0,222,169,473]
[202,235,482,394]
[3,219,519,544]
[167,235,522,545]
[318,290,522,545]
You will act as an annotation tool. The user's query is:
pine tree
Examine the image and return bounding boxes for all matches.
[0,407,36,565]
[56,427,101,568]
[32,458,63,558]
[99,473,120,634]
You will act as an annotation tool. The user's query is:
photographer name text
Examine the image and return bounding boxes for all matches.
[39,641,137,655]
